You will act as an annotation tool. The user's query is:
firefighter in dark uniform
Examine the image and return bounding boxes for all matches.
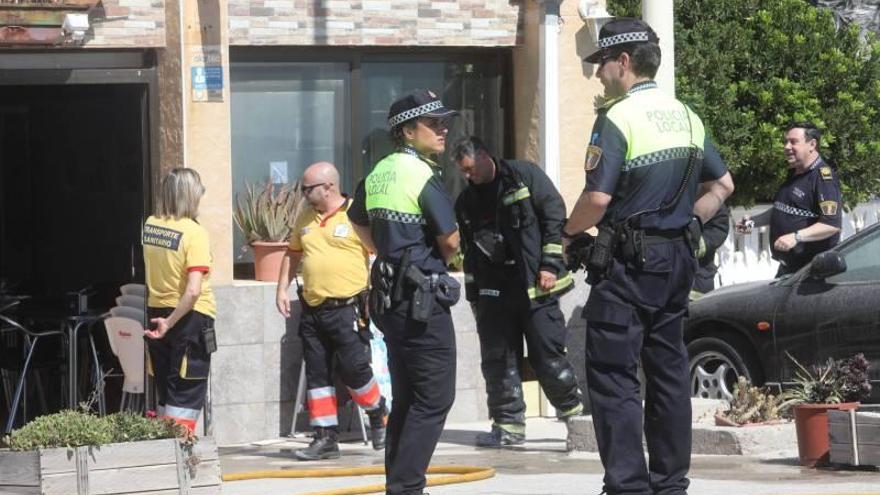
[736,122,842,277]
[564,19,734,495]
[452,136,583,447]
[348,89,461,495]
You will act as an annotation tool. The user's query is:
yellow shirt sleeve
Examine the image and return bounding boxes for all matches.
[186,225,212,272]
[289,216,305,252]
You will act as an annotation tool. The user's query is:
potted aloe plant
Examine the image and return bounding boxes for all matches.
[781,352,871,467]
[233,180,304,281]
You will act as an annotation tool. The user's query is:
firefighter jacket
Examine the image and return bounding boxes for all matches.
[455,158,573,303]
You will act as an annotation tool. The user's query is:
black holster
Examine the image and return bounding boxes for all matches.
[619,223,647,269]
[587,223,620,279]
[685,216,702,258]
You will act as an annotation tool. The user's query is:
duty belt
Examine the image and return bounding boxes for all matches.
[774,201,819,218]
[306,293,363,310]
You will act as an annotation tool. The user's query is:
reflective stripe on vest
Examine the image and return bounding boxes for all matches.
[364,152,433,219]
[606,87,707,163]
[501,186,530,206]
[774,201,819,218]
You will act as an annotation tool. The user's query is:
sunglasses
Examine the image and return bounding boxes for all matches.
[300,182,329,194]
[419,117,450,133]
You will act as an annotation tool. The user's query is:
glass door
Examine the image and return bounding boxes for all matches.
[230,62,351,263]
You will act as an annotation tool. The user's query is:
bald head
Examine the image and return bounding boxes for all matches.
[303,162,340,191]
[301,161,343,212]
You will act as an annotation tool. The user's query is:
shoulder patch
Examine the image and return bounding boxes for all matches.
[820,166,833,181]
[819,200,838,216]
[585,145,602,172]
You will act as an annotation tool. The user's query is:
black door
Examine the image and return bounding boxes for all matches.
[0,84,148,307]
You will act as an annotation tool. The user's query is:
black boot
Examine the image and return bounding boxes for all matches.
[294,427,340,461]
[475,424,525,447]
[366,397,388,451]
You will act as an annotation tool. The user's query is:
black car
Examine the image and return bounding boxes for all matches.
[685,221,880,402]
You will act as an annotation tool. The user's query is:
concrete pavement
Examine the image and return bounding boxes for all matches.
[218,417,879,495]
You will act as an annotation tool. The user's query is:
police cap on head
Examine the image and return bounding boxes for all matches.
[583,17,660,64]
[387,89,458,128]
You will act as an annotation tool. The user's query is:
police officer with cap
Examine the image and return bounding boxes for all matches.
[564,18,734,495]
[735,122,842,277]
[348,89,460,495]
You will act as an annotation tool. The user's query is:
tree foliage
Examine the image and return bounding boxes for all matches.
[607,0,880,205]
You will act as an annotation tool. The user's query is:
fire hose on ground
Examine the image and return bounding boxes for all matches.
[221,464,496,495]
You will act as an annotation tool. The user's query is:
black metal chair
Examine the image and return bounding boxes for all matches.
[1,312,67,434]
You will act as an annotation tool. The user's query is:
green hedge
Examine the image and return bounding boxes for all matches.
[607,0,880,205]
[3,411,182,451]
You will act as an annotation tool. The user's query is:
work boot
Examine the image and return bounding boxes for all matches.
[475,423,525,447]
[367,397,388,450]
[294,427,340,461]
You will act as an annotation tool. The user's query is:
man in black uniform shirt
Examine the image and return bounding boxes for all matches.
[452,136,584,447]
[736,122,842,277]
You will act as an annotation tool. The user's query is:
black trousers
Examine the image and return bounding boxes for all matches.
[375,300,456,495]
[584,239,695,495]
[475,287,582,425]
[146,308,212,431]
[299,304,379,427]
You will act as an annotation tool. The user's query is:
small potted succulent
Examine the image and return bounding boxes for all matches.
[781,352,871,467]
[714,376,784,427]
[233,180,304,281]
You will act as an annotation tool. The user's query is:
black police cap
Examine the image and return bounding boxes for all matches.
[583,17,660,64]
[387,89,458,128]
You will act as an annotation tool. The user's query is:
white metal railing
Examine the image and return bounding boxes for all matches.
[715,200,880,287]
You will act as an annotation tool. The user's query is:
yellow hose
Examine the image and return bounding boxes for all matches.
[222,464,495,495]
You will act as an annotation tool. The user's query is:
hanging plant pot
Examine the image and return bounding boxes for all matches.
[250,241,288,282]
[794,402,859,467]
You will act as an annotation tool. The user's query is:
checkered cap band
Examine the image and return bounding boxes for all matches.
[369,208,427,225]
[774,202,819,218]
[623,147,701,172]
[599,31,651,49]
[388,101,444,127]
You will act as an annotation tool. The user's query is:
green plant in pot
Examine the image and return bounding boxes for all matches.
[781,352,871,467]
[233,180,305,281]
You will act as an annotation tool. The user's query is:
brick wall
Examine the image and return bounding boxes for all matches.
[229,0,523,47]
[87,0,165,47]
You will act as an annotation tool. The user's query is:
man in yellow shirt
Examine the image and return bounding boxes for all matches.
[276,162,387,460]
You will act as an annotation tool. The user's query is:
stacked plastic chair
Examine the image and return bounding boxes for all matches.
[104,283,147,413]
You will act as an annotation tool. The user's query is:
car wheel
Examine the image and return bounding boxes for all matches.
[687,336,757,402]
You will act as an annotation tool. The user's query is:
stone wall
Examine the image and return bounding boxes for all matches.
[88,0,166,47]
[228,0,523,46]
[209,276,591,445]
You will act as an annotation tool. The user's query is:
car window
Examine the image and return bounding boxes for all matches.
[826,228,880,283]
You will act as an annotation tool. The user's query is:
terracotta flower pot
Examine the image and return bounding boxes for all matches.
[794,402,859,467]
[250,241,288,282]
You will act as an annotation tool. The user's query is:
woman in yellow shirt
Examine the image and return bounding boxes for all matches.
[142,168,217,433]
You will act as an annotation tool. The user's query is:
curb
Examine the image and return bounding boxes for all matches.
[567,415,796,456]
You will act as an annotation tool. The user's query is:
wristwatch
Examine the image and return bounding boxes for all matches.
[794,230,802,244]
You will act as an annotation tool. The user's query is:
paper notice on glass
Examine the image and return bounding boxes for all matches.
[270,161,289,184]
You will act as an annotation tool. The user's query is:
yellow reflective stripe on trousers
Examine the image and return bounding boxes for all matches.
[501,187,530,205]
[527,272,574,299]
[542,243,563,255]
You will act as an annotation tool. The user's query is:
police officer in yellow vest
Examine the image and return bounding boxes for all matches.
[348,89,461,495]
[564,19,734,495]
